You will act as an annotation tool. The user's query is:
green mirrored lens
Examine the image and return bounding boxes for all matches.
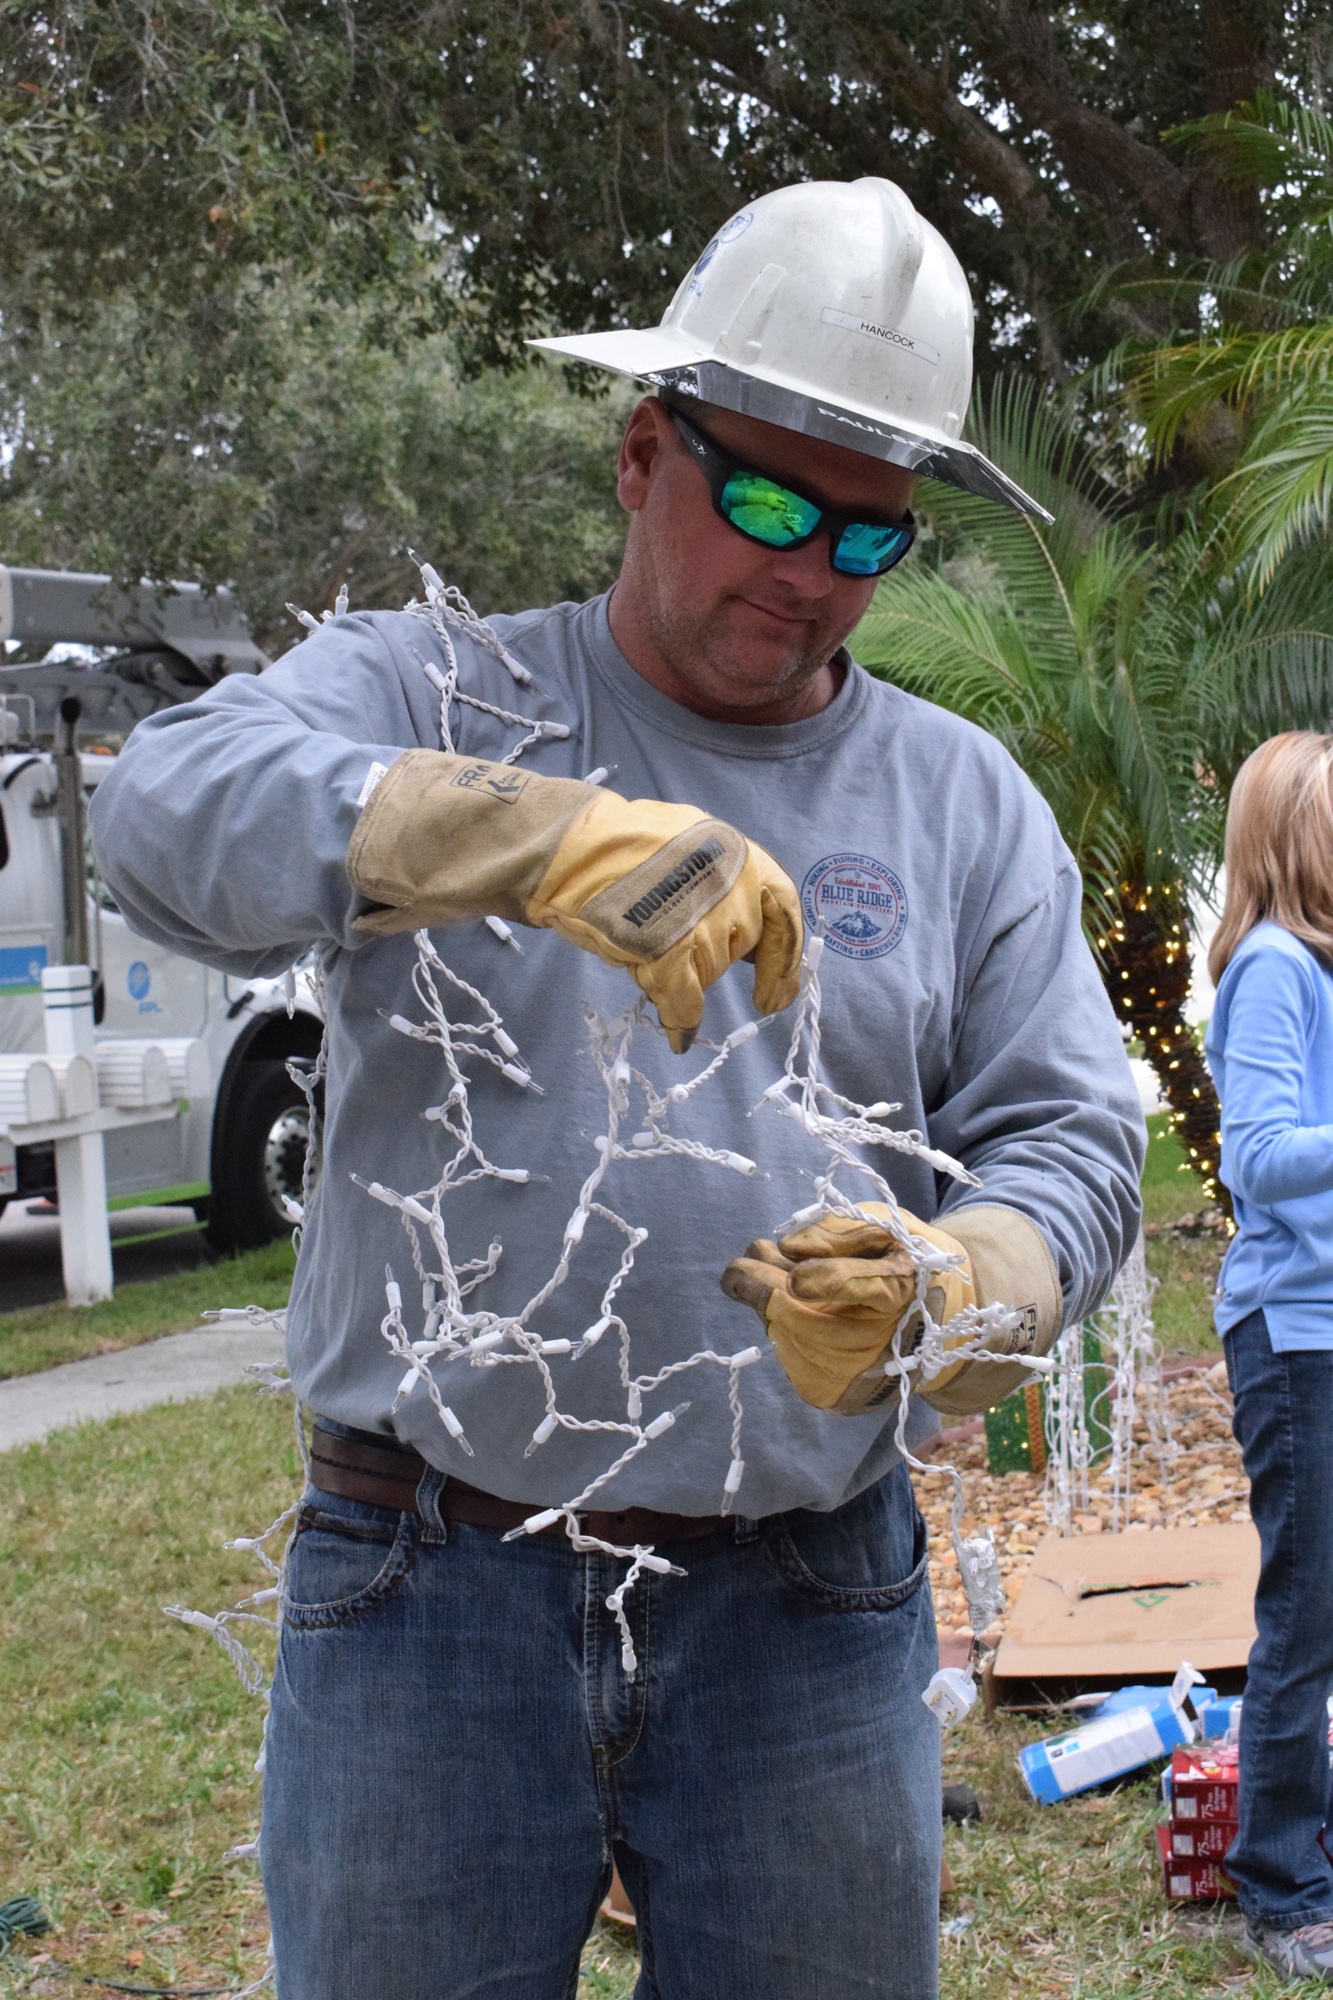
[833,522,913,576]
[721,472,822,547]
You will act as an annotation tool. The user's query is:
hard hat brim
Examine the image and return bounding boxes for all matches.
[530,327,714,377]
[527,332,1052,523]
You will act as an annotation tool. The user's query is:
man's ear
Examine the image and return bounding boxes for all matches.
[617,396,671,515]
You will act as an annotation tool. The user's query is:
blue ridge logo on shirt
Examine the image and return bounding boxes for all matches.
[801,853,909,960]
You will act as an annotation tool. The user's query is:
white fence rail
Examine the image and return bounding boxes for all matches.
[0,967,205,1304]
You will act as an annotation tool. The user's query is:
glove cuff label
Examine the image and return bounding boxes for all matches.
[449,760,532,803]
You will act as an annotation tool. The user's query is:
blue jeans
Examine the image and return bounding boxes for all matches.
[262,1461,942,1999]
[1224,1308,1333,1928]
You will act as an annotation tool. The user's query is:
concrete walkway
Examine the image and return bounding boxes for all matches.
[0,1322,286,1452]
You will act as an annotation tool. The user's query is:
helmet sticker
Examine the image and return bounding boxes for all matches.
[821,308,940,367]
[689,209,755,285]
[800,854,909,960]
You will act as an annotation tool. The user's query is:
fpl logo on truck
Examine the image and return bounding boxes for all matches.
[801,853,909,961]
[128,960,162,1013]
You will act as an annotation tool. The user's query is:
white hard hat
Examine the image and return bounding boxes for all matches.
[529,176,1049,519]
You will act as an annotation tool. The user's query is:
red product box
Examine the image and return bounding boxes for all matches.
[1170,1819,1237,1860]
[1170,1744,1240,1822]
[1156,1823,1236,1900]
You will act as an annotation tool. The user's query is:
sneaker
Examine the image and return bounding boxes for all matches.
[1241,1918,1333,1980]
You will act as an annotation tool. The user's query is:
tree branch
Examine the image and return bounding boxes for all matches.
[849,23,1055,230]
[972,1,1195,251]
[630,0,872,168]
[630,0,1054,232]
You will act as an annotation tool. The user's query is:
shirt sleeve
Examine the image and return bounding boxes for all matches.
[1218,947,1333,1206]
[89,616,425,978]
[932,859,1146,1326]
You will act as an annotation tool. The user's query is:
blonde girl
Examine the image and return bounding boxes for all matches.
[1206,732,1333,1981]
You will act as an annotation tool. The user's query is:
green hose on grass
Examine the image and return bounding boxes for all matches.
[0,1893,52,1951]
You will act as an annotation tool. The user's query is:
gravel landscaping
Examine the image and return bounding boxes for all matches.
[917,1360,1246,1642]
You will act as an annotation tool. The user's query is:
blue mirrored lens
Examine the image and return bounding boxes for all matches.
[833,522,913,576]
[721,472,822,547]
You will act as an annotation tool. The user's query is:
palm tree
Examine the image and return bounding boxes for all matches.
[852,379,1333,1208]
[1122,94,1333,588]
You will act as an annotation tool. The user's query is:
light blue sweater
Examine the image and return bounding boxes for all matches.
[1208,922,1333,1349]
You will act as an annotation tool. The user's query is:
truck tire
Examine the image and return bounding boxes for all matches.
[206,1059,313,1252]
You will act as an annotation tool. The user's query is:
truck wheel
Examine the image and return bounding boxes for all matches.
[207,1059,314,1252]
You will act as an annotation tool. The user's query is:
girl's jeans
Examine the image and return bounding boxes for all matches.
[1225,1307,1333,1928]
[262,1460,943,1998]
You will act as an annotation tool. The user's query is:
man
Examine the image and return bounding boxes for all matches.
[92,176,1144,1999]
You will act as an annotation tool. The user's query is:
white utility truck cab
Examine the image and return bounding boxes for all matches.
[0,566,321,1250]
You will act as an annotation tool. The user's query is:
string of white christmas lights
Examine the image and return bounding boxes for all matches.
[1102,1233,1177,1531]
[356,900,1063,1692]
[1038,1236,1175,1535]
[1042,1320,1098,1535]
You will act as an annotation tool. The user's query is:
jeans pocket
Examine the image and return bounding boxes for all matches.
[283,1492,419,1631]
[766,1465,930,1612]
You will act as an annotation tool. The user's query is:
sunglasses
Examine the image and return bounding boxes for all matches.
[668,407,916,578]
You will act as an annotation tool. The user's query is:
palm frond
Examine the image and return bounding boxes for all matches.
[1107,664,1194,885]
[1166,91,1333,206]
[1212,383,1333,583]
[1130,323,1333,455]
[1078,96,1333,369]
[1180,547,1333,769]
[852,574,1042,727]
[855,500,1202,896]
[916,379,1116,624]
[1195,630,1333,765]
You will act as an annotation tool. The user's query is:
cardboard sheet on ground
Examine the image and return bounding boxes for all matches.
[992,1523,1259,1704]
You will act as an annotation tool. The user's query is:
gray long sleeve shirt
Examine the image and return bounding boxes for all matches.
[90,591,1144,1515]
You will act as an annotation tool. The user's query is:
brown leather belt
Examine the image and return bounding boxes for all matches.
[309,1421,729,1544]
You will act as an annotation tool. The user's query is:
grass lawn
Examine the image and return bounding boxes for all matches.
[0,1389,297,1996]
[0,1239,296,1382]
[0,1385,638,1997]
[1140,1112,1224,1358]
[932,1713,1285,1999]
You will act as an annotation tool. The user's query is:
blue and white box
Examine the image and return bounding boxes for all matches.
[1020,1664,1205,1805]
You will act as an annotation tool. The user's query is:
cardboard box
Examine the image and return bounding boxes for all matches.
[1191,1692,1333,1751]
[1020,1695,1194,1805]
[1170,1819,1236,1859]
[1195,1693,1243,1739]
[1156,1822,1235,1900]
[1170,1742,1240,1822]
[992,1523,1259,1704]
[1018,1663,1213,1805]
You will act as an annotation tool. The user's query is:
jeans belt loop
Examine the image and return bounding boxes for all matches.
[416,1463,449,1546]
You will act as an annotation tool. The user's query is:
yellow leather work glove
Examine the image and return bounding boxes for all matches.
[346,751,803,1052]
[721,1202,1062,1416]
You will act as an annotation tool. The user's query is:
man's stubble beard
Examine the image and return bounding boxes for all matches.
[640,579,833,712]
